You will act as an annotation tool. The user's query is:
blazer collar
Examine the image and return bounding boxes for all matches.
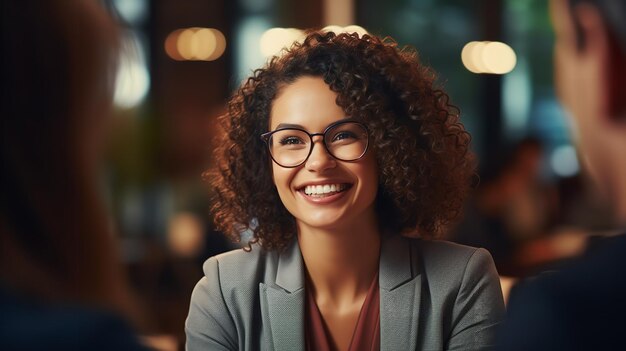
[275,238,305,292]
[262,235,422,350]
[272,234,420,291]
[378,235,423,351]
[259,238,305,350]
[379,234,419,290]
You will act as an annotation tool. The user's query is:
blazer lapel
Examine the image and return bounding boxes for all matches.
[379,235,422,351]
[259,239,306,350]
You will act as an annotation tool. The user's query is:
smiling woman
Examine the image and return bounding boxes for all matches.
[186,31,505,350]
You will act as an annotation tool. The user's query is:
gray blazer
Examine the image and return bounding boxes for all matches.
[185,235,505,350]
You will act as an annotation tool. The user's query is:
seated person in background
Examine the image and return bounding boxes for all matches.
[0,1,147,350]
[498,0,626,349]
[186,30,505,350]
[449,137,555,277]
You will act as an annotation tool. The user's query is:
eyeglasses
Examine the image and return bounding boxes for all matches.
[260,120,369,168]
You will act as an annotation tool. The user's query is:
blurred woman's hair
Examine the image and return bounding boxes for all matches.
[0,0,134,319]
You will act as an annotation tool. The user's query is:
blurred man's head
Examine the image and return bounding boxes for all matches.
[550,0,626,224]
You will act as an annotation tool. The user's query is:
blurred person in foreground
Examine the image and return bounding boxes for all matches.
[0,1,147,350]
[497,0,626,349]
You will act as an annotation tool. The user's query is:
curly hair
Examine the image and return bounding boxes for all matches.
[208,30,475,252]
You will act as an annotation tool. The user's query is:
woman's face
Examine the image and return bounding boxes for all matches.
[269,76,379,232]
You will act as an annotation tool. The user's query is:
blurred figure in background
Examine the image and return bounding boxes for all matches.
[449,137,558,276]
[498,0,626,349]
[0,1,147,349]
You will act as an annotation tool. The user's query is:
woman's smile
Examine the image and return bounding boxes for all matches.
[303,183,347,197]
[297,182,354,204]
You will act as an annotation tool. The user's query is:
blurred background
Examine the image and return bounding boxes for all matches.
[96,0,618,349]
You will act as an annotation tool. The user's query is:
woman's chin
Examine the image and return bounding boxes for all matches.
[295,213,347,232]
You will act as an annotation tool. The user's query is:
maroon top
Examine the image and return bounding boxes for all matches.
[305,274,380,351]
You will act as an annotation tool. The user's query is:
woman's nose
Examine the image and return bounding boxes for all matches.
[305,136,336,172]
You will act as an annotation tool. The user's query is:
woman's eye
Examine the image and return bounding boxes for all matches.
[279,136,304,145]
[332,131,357,141]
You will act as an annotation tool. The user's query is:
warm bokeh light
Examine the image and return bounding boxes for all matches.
[322,24,368,37]
[341,25,368,37]
[322,25,344,34]
[167,212,205,258]
[461,41,517,74]
[258,25,368,58]
[207,28,227,61]
[259,27,305,57]
[165,27,226,61]
[192,28,217,60]
[461,41,485,74]
[482,41,517,74]
[164,29,183,60]
[177,28,196,60]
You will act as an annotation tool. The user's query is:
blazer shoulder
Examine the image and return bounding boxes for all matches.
[186,245,280,350]
[413,238,488,265]
[202,245,277,291]
[204,245,264,272]
[411,238,498,288]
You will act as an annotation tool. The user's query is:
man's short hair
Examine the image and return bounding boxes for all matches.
[569,0,626,52]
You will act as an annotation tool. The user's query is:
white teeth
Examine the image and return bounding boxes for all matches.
[304,183,346,196]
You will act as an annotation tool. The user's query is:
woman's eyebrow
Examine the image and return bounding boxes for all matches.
[274,123,304,130]
[274,118,354,131]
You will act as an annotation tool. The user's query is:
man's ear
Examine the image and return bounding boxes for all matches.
[574,3,626,119]
[607,32,626,120]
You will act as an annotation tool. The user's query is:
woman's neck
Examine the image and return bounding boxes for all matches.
[296,213,380,307]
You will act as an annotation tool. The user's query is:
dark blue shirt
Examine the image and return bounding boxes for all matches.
[0,287,148,351]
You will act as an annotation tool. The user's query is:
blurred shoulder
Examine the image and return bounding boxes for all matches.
[499,234,626,350]
[515,233,626,293]
[0,288,146,351]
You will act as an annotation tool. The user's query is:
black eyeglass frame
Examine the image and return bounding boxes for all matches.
[260,119,370,168]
